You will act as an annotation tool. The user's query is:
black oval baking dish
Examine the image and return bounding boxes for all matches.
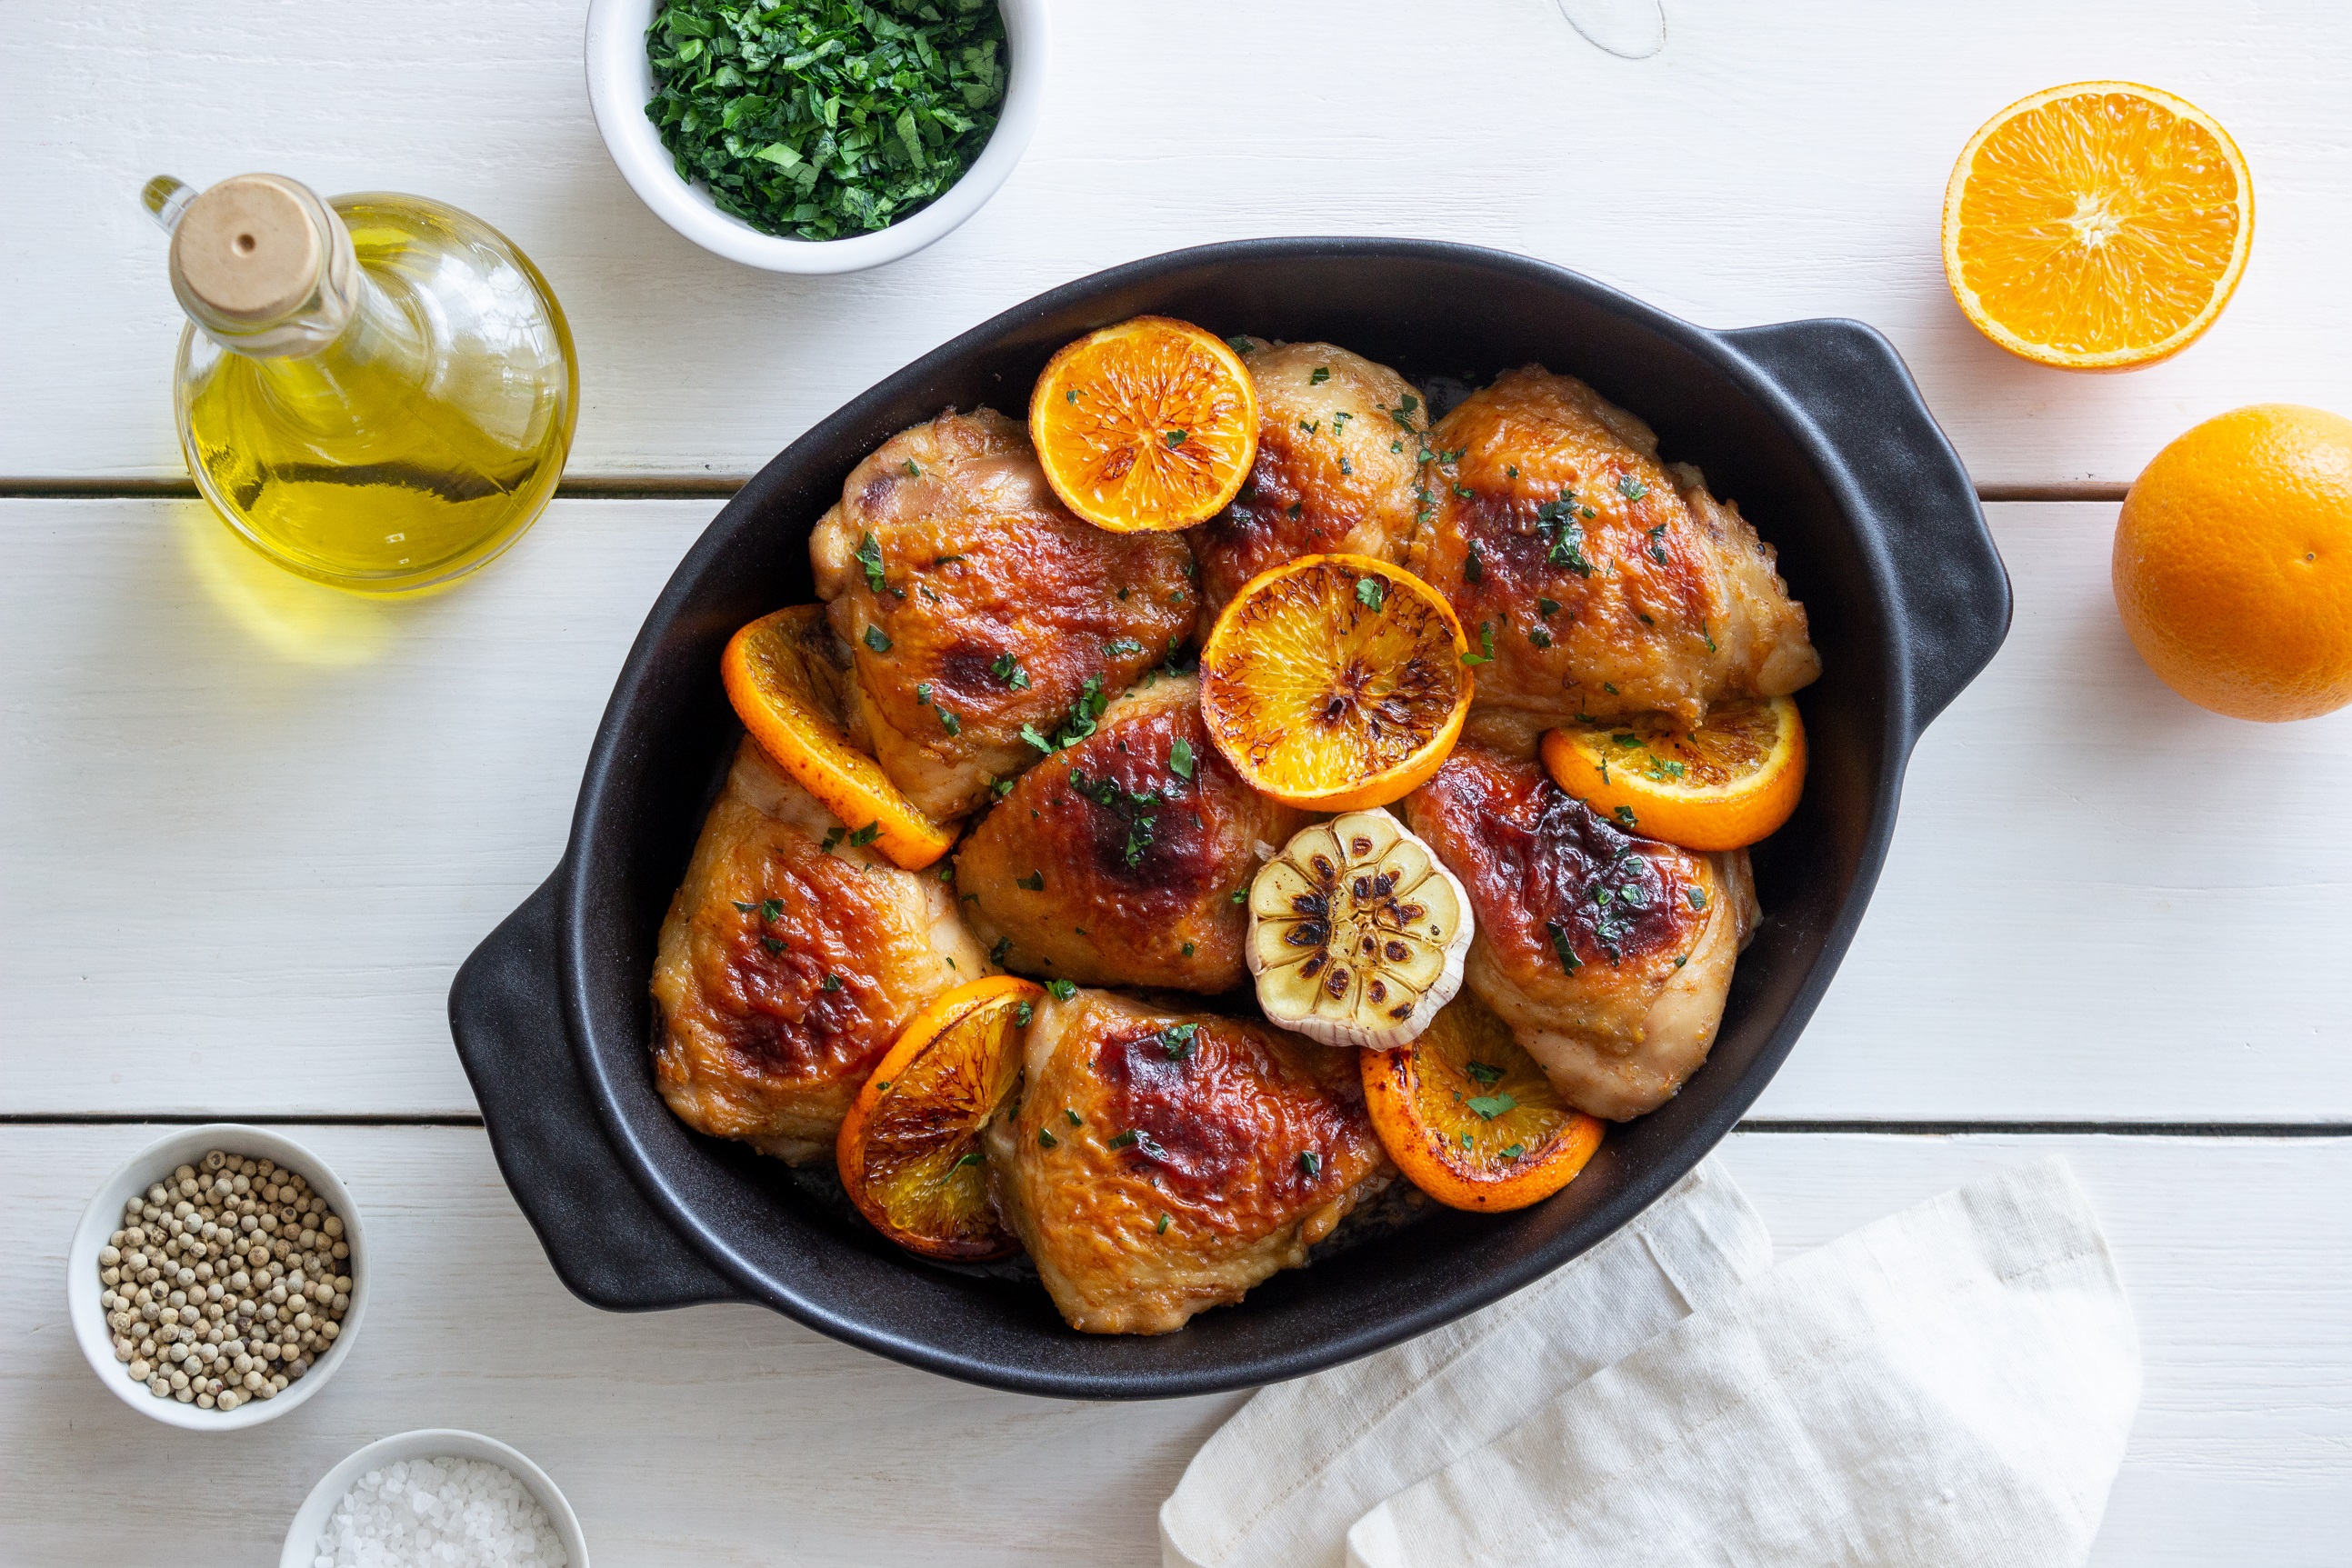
[450,237,2009,1399]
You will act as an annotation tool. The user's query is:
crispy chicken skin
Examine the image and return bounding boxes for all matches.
[1402,744,1756,1120]
[809,409,1198,821]
[956,674,1309,993]
[986,988,1390,1334]
[1406,367,1820,723]
[651,741,987,1164]
[1188,341,1428,615]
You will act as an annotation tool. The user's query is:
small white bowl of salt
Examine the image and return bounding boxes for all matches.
[282,1428,587,1568]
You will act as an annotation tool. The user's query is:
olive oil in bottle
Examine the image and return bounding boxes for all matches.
[146,173,577,594]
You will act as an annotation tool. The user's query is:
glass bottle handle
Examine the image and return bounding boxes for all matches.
[143,175,196,235]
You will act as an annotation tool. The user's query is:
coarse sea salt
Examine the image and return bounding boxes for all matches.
[313,1456,569,1568]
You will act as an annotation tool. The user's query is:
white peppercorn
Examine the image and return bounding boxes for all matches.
[97,1149,353,1411]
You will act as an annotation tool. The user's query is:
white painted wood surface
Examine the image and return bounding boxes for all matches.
[5,0,2350,488]
[4,499,2345,1118]
[3,1126,2343,1565]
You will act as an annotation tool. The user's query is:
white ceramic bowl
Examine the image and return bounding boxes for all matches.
[281,1429,590,1568]
[585,0,1046,274]
[68,1124,370,1430]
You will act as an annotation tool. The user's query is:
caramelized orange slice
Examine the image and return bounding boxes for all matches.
[1030,315,1257,531]
[1198,554,1471,811]
[1943,82,2252,371]
[1362,994,1602,1213]
[836,975,1043,1261]
[721,605,956,869]
[1539,694,1804,851]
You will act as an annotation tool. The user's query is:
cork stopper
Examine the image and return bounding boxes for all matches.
[170,175,323,324]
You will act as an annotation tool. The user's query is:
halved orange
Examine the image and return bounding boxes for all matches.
[721,605,956,870]
[836,975,1043,1261]
[1030,315,1257,532]
[1943,82,2252,371]
[1539,695,1804,851]
[1362,994,1602,1213]
[1198,554,1472,811]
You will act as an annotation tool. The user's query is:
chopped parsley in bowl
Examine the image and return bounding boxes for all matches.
[646,0,1010,242]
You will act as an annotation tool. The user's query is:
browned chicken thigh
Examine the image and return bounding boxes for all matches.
[955,674,1308,993]
[1188,341,1429,615]
[1406,367,1819,724]
[985,987,1391,1334]
[1402,744,1756,1120]
[809,409,1198,821]
[651,740,987,1163]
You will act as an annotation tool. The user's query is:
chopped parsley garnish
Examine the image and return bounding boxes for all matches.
[1310,365,1330,385]
[1231,887,1248,904]
[1168,736,1196,780]
[1338,456,1354,476]
[989,652,1030,690]
[1047,979,1076,1001]
[950,1150,985,1173]
[759,934,785,954]
[821,973,844,992]
[1108,1129,1139,1150]
[1102,636,1146,658]
[1297,1151,1321,1177]
[1536,597,1560,618]
[1016,870,1044,891]
[1460,621,1496,666]
[1355,575,1386,612]
[1156,1213,1171,1234]
[915,681,933,705]
[937,706,961,735]
[989,935,1011,965]
[1063,765,1163,870]
[1546,920,1583,974]
[846,821,880,846]
[820,826,845,852]
[1686,885,1708,912]
[644,0,1009,243]
[1181,941,1196,956]
[1500,1144,1526,1160]
[1618,474,1648,501]
[862,624,893,654]
[1065,1107,1082,1125]
[1464,1061,1505,1087]
[1155,1023,1198,1061]
[1537,490,1595,576]
[1466,1092,1517,1120]
[1014,1001,1033,1027]
[1464,541,1484,583]
[1038,1128,1058,1149]
[1165,429,1188,448]
[1646,524,1669,564]
[1528,627,1553,649]
[1226,335,1256,355]
[854,530,887,593]
[903,459,921,477]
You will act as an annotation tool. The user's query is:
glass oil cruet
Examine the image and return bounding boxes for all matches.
[145,173,577,594]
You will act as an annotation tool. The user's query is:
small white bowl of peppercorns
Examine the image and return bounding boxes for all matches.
[68,1125,367,1429]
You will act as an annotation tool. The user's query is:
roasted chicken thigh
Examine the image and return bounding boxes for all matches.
[1402,744,1756,1120]
[955,674,1308,993]
[1188,340,1429,615]
[809,408,1198,821]
[1406,367,1819,724]
[986,986,1391,1334]
[651,740,987,1163]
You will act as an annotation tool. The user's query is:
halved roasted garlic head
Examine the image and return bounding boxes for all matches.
[1246,811,1473,1049]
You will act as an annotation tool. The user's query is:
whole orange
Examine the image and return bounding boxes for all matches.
[2113,404,2352,721]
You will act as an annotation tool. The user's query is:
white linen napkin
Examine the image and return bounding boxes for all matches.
[1161,1162,1775,1568]
[1166,1158,2139,1568]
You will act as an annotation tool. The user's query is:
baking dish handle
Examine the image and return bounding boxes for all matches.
[449,876,744,1312]
[1721,319,2012,736]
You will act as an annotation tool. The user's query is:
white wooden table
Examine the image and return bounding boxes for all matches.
[5,2,2349,1562]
